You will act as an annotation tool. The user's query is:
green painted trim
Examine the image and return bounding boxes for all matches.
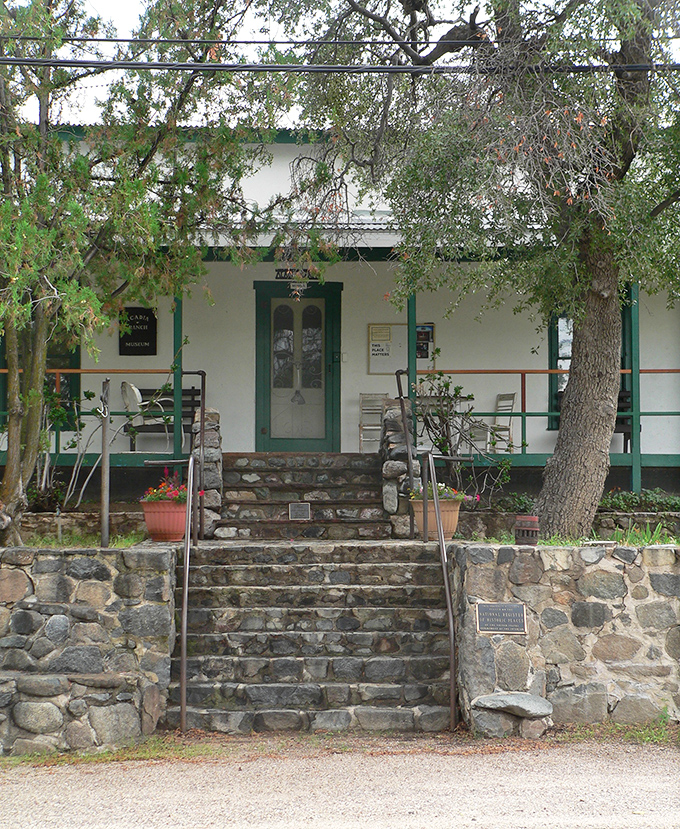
[254,281,343,452]
[547,317,560,430]
[407,295,417,438]
[629,284,642,491]
[0,452,179,468]
[173,297,184,460]
[637,454,680,467]
[202,246,396,264]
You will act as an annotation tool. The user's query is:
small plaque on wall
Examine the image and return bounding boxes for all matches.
[475,602,527,635]
[119,307,157,356]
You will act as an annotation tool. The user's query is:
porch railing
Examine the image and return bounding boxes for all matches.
[0,367,205,459]
[414,366,680,490]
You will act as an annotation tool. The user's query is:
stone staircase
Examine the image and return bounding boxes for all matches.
[215,453,393,540]
[165,540,451,733]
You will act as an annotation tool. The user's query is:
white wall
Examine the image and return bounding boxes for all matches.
[638,292,680,454]
[73,265,680,457]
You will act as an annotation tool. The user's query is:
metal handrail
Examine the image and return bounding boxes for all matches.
[394,371,457,727]
[180,454,196,733]
[421,449,459,731]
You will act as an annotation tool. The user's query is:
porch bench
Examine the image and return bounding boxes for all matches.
[122,385,201,451]
[556,389,634,452]
[614,389,633,453]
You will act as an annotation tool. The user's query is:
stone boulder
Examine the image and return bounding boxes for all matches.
[471,692,553,719]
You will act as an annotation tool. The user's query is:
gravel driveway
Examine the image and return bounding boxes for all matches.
[1,739,679,829]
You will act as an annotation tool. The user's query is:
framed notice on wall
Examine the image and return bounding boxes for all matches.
[368,323,435,375]
[119,307,157,356]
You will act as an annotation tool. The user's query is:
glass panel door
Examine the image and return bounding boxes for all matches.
[270,298,325,440]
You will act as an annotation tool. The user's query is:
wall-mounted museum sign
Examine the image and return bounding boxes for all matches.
[119,307,157,356]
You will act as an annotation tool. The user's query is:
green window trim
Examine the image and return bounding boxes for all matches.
[0,339,81,431]
[548,293,633,431]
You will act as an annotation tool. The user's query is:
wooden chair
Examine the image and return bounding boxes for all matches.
[469,392,517,453]
[121,381,183,451]
[359,393,388,453]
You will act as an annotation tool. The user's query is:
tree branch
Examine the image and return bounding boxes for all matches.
[650,188,680,218]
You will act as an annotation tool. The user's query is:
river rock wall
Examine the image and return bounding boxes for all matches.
[0,545,176,755]
[452,542,680,736]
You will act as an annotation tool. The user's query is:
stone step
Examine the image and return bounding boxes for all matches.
[171,654,450,684]
[182,629,449,657]
[168,678,449,710]
[185,605,448,634]
[221,502,386,522]
[223,485,383,501]
[222,453,382,472]
[181,562,443,588]
[213,520,393,541]
[187,541,440,567]
[183,584,445,610]
[164,704,450,733]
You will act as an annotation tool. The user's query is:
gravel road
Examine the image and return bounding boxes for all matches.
[1,739,679,829]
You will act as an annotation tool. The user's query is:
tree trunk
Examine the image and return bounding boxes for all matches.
[535,229,622,538]
[0,318,27,545]
[20,304,50,485]
[0,305,51,544]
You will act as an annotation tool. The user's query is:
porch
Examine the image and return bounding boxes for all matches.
[3,266,680,498]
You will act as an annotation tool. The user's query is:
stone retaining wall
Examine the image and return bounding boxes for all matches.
[0,545,176,755]
[452,542,680,736]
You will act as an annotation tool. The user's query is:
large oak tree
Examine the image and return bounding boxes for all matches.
[273,0,680,535]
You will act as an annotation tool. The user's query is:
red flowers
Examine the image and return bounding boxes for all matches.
[141,471,188,504]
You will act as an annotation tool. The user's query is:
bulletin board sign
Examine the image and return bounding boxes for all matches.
[368,323,435,375]
[119,307,157,356]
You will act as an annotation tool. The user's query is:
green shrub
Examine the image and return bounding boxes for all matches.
[494,492,536,515]
[599,488,680,513]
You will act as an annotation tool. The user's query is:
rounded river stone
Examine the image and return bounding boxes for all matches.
[13,701,63,734]
[45,614,70,643]
[592,634,642,662]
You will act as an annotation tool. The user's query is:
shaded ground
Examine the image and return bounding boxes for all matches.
[1,730,679,829]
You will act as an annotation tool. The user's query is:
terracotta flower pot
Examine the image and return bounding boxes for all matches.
[411,499,461,540]
[142,500,187,542]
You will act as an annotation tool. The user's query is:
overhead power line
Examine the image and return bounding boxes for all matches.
[1,34,679,46]
[0,56,678,74]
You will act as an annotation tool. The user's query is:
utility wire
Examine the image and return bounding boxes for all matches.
[0,36,482,46]
[0,56,678,74]
[1,34,679,46]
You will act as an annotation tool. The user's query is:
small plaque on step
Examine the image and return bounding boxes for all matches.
[475,602,527,635]
[289,502,311,521]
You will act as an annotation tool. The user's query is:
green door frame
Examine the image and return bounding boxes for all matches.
[254,281,343,452]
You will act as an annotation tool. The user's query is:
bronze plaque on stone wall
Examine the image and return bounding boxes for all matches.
[289,503,311,521]
[475,602,527,635]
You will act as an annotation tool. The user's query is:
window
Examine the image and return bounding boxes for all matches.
[548,298,632,430]
[0,335,81,430]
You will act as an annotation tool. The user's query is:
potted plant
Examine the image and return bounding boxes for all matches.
[141,469,188,542]
[409,481,479,540]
